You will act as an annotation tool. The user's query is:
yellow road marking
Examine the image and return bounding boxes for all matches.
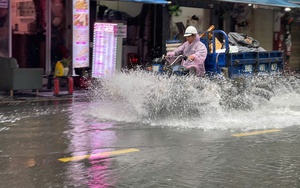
[232,129,282,137]
[58,148,140,163]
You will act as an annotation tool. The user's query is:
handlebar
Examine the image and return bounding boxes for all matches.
[166,55,187,66]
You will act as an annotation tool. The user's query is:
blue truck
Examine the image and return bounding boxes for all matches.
[150,30,284,78]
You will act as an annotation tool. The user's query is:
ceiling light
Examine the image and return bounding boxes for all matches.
[285,7,291,12]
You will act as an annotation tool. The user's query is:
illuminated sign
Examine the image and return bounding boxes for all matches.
[92,23,126,78]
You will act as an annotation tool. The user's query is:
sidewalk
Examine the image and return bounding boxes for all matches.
[0,75,94,104]
[0,87,89,105]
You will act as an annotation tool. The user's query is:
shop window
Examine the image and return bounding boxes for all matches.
[16,1,35,19]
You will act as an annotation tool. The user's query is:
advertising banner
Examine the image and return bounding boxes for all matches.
[72,0,89,68]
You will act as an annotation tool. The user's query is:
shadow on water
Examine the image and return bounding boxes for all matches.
[87,70,300,130]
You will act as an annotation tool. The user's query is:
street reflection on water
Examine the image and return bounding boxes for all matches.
[65,110,117,187]
[1,71,300,187]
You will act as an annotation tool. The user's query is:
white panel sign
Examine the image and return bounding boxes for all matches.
[92,23,118,77]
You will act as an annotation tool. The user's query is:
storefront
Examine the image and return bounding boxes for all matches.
[1,0,170,76]
[174,0,300,71]
[91,0,171,73]
[2,0,91,75]
[3,0,68,75]
[3,0,300,75]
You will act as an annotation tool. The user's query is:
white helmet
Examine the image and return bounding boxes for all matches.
[184,26,198,37]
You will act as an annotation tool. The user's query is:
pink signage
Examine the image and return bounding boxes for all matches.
[72,0,89,68]
[92,23,118,78]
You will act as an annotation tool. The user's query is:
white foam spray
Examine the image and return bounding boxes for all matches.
[87,71,300,131]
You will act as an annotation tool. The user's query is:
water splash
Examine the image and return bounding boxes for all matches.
[0,106,65,124]
[87,71,300,130]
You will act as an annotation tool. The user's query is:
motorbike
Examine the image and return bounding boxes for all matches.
[146,54,189,76]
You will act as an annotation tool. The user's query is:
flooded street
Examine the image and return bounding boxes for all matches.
[1,72,300,187]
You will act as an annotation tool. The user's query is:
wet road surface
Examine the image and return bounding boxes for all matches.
[1,98,300,188]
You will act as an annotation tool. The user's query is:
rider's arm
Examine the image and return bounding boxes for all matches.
[166,43,185,62]
[172,43,185,56]
[192,42,207,62]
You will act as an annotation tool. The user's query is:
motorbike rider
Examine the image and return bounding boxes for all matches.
[166,26,207,76]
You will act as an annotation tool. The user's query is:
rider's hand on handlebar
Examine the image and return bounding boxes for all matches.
[188,55,195,61]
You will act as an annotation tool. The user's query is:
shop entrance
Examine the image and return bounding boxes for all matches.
[0,0,9,57]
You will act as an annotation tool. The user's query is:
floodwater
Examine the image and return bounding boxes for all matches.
[1,71,300,187]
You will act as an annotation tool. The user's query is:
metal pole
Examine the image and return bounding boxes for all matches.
[162,4,170,55]
[153,4,156,47]
[46,0,52,75]
[8,0,11,57]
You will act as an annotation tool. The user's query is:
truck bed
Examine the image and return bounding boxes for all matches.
[201,30,284,78]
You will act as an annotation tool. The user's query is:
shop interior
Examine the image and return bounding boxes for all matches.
[9,0,167,76]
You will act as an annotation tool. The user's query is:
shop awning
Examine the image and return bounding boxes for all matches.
[217,0,300,8]
[288,0,300,4]
[120,0,171,4]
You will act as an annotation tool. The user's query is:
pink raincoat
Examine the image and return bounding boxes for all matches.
[167,35,207,76]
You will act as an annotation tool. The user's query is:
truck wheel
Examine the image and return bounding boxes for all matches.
[189,67,196,76]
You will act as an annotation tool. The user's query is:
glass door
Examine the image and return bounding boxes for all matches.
[10,0,44,69]
[0,0,9,57]
[9,0,68,75]
[49,0,69,75]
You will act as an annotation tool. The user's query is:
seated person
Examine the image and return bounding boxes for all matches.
[166,26,207,76]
